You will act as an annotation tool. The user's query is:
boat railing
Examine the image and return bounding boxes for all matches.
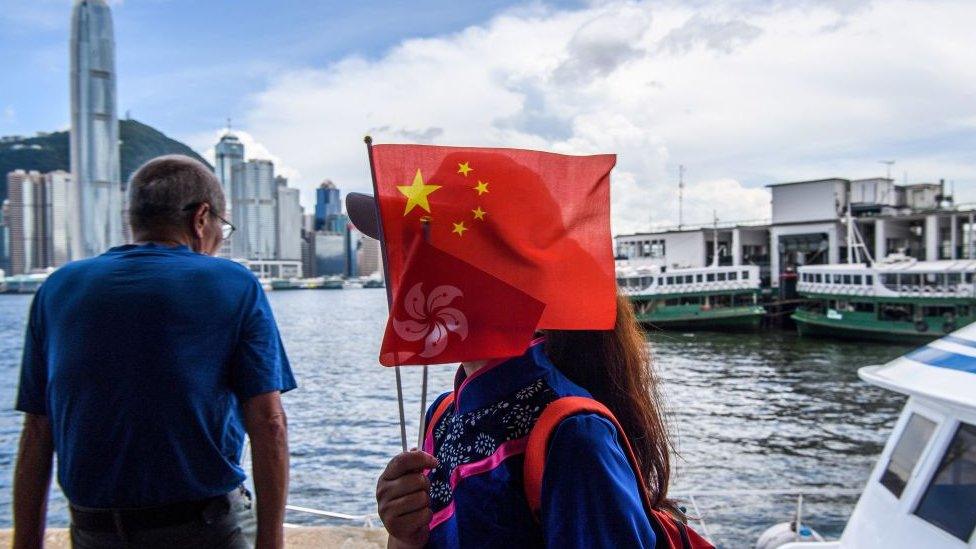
[671,487,863,544]
[621,279,760,296]
[284,504,377,528]
[799,280,975,299]
[280,486,863,539]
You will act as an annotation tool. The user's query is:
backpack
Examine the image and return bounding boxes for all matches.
[426,393,715,549]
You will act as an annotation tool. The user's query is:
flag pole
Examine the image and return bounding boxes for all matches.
[417,219,432,449]
[364,135,408,453]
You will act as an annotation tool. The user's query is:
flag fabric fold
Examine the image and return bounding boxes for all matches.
[379,237,545,366]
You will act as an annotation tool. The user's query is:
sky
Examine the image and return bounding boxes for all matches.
[1,0,975,235]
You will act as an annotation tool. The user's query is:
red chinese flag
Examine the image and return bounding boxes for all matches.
[380,238,545,366]
[371,144,617,329]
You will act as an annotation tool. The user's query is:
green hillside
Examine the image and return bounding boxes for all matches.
[0,119,211,199]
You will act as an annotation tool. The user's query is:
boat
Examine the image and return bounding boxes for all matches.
[2,271,51,294]
[758,322,976,548]
[363,277,385,289]
[793,256,976,342]
[617,263,765,330]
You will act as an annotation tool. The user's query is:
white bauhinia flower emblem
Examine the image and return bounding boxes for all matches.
[393,283,469,358]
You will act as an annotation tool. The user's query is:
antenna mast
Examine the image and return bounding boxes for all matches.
[711,210,719,267]
[879,160,895,180]
[678,165,685,229]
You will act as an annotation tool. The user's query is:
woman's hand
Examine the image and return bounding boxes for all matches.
[377,450,439,549]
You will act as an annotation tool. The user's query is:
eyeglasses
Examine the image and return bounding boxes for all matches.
[182,202,236,240]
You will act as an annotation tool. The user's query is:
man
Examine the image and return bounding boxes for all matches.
[12,155,296,549]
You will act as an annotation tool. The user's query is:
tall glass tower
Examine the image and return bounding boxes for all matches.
[70,0,122,258]
[315,180,341,230]
[231,159,276,260]
[215,133,244,212]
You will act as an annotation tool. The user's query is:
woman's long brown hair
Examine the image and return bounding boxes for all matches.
[544,294,678,515]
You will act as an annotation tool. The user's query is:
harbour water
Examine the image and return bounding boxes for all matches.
[0,289,912,547]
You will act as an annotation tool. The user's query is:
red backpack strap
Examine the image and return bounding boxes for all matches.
[423,392,455,454]
[523,396,713,549]
[523,396,656,515]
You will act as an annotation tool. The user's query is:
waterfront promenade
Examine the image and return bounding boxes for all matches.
[0,527,387,548]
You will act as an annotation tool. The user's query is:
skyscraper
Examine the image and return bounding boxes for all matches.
[215,132,244,210]
[358,235,382,276]
[71,0,122,258]
[46,171,74,267]
[315,180,340,230]
[276,186,302,261]
[6,170,50,275]
[231,159,276,259]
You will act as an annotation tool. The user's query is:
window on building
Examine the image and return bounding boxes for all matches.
[959,305,971,317]
[843,275,852,284]
[707,273,715,282]
[966,273,974,283]
[852,302,875,313]
[666,276,674,285]
[696,274,703,283]
[880,413,937,498]
[815,274,822,283]
[853,275,862,285]
[866,275,873,285]
[742,271,749,280]
[914,422,976,541]
[717,272,727,281]
[833,274,842,284]
[730,272,738,280]
[684,275,693,284]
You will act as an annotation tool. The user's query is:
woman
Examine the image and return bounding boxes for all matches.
[375,295,687,548]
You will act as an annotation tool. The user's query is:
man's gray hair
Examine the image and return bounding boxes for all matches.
[128,155,225,236]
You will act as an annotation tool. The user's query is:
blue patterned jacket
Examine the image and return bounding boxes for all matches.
[422,339,657,548]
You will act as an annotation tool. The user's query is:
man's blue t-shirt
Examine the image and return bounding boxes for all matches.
[15,243,297,508]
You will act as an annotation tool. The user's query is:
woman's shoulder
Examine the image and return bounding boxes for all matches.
[548,412,625,459]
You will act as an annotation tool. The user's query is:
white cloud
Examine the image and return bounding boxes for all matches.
[233,0,976,233]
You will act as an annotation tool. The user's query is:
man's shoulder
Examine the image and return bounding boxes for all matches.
[47,250,260,291]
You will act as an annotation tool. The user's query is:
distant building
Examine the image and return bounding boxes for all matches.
[236,258,302,279]
[0,200,9,272]
[231,159,276,260]
[274,175,288,188]
[315,180,340,230]
[71,0,123,258]
[6,170,50,275]
[214,132,244,210]
[314,232,346,276]
[358,235,382,276]
[45,171,73,267]
[346,225,360,278]
[616,175,975,289]
[276,186,302,261]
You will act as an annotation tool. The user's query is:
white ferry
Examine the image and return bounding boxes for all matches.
[793,255,976,342]
[760,322,976,548]
[617,263,765,330]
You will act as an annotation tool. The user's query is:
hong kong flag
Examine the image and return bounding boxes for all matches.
[379,237,545,366]
[370,144,617,330]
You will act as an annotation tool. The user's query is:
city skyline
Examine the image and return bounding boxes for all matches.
[2,1,976,235]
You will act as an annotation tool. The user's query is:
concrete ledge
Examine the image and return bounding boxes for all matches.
[0,526,389,548]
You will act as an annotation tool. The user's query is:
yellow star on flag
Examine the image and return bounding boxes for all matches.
[452,221,468,236]
[472,206,486,221]
[473,180,489,195]
[397,169,441,215]
[457,162,473,177]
